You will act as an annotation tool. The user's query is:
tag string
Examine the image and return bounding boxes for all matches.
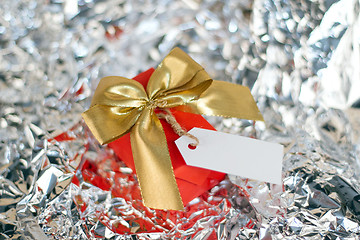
[157,109,199,147]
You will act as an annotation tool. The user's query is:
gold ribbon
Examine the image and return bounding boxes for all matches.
[82,48,264,210]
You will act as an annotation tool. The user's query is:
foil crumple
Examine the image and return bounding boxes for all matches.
[1,0,360,239]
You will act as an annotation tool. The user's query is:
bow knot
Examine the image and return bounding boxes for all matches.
[82,48,264,210]
[147,99,167,109]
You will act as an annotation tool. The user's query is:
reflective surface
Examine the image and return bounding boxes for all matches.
[1,0,359,239]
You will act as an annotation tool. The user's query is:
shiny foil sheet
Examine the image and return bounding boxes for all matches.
[1,0,360,239]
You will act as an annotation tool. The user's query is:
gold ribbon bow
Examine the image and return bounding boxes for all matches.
[82,48,263,210]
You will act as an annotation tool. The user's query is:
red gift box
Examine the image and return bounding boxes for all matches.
[108,68,226,206]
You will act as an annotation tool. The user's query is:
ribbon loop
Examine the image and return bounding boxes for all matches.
[146,48,207,99]
[91,76,148,108]
[82,47,263,210]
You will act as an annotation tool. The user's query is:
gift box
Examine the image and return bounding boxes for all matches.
[108,68,226,206]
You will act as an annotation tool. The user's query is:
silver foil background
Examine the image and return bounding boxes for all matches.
[1,0,360,239]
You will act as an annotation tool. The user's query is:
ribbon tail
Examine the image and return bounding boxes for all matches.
[175,80,264,121]
[130,108,184,210]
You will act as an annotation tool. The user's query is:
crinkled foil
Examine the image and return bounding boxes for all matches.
[1,0,360,239]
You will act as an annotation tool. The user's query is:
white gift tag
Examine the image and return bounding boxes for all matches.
[175,128,283,185]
